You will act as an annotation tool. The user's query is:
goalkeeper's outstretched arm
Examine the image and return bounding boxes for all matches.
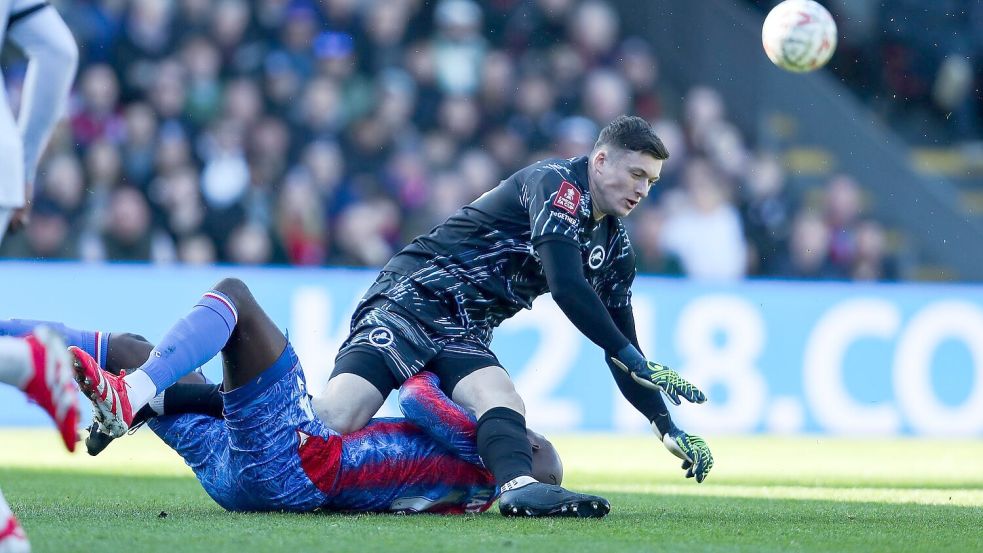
[607,304,715,483]
[605,304,674,436]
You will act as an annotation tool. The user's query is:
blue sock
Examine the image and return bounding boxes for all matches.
[137,291,239,394]
[0,318,110,368]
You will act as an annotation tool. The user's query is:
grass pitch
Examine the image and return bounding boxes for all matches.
[2,430,982,553]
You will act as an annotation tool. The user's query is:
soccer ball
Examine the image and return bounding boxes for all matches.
[761,0,837,73]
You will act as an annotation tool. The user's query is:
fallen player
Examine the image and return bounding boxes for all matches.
[2,313,567,515]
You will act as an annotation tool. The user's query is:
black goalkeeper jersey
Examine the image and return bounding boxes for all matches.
[378,156,636,344]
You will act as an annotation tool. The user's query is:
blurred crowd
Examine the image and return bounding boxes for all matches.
[0,0,901,281]
[752,0,983,145]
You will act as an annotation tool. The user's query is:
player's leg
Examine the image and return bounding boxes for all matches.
[84,378,224,456]
[79,328,229,456]
[430,348,531,490]
[0,486,30,553]
[313,350,393,433]
[0,319,113,370]
[432,344,609,518]
[208,278,287,390]
[6,3,78,191]
[71,277,282,437]
[0,330,78,452]
[312,299,433,433]
[398,371,563,487]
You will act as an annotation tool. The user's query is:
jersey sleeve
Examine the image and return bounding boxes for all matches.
[523,164,585,244]
[594,228,637,309]
[397,372,480,465]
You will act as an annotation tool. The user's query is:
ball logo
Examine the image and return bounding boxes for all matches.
[588,245,605,269]
[369,327,394,347]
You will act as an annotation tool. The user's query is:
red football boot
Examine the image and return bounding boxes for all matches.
[23,327,79,452]
[69,346,133,438]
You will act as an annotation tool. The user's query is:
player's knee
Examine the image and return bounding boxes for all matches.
[501,391,526,417]
[213,278,257,314]
[315,398,366,433]
[481,384,525,416]
[455,372,525,419]
[106,333,154,374]
[214,277,250,300]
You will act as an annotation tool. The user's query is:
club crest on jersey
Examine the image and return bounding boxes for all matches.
[369,327,394,347]
[552,180,581,215]
[588,245,606,269]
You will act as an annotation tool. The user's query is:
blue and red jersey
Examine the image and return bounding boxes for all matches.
[150,351,497,514]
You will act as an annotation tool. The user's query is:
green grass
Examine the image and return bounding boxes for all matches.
[3,430,982,552]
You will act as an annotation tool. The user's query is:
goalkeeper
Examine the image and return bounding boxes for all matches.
[316,115,713,519]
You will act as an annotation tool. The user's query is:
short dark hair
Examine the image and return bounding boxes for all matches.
[593,115,669,160]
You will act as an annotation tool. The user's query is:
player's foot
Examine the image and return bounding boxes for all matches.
[83,404,155,456]
[22,327,79,452]
[69,346,133,438]
[0,512,30,553]
[498,482,610,518]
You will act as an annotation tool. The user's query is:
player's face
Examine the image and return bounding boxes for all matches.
[590,149,663,218]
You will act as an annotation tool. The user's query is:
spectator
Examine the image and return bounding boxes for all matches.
[71,65,122,147]
[823,174,864,272]
[774,212,844,280]
[851,219,900,282]
[226,222,277,265]
[102,187,156,262]
[629,207,683,276]
[433,0,487,95]
[275,171,327,266]
[739,152,795,276]
[660,160,748,281]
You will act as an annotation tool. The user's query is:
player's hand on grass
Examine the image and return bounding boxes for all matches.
[662,428,713,483]
[610,345,706,405]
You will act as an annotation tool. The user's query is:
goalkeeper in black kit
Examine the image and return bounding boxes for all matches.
[314,115,714,518]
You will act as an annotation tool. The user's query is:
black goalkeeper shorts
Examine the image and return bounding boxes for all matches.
[332,297,502,397]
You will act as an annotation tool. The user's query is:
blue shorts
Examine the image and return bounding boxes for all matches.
[149,343,336,512]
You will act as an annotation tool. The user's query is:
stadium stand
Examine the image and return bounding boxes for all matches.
[3,0,974,281]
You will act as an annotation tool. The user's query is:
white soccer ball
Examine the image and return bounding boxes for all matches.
[761,0,838,73]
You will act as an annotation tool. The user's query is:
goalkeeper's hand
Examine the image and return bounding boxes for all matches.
[610,345,707,405]
[660,426,714,483]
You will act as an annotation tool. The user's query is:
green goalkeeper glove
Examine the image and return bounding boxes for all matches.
[610,345,707,406]
[660,426,714,483]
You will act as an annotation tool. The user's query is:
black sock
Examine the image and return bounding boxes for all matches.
[476,407,533,487]
[130,405,156,427]
[163,383,224,418]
